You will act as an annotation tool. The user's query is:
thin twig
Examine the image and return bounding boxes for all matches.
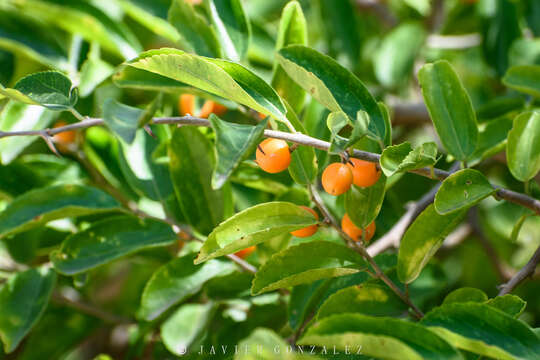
[498,245,540,296]
[1,117,539,215]
[309,185,424,319]
[51,292,132,324]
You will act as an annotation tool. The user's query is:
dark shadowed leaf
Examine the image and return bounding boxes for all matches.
[434,169,495,215]
[102,99,144,144]
[442,288,488,305]
[51,216,176,275]
[0,185,119,239]
[418,60,477,161]
[195,202,317,264]
[251,241,366,295]
[210,115,267,189]
[0,267,56,353]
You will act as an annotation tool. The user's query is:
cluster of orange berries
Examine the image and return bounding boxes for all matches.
[178,94,228,119]
[255,138,380,244]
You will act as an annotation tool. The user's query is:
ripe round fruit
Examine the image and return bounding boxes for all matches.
[290,206,319,238]
[341,213,376,242]
[347,158,381,188]
[256,138,291,173]
[322,163,353,195]
[178,94,196,116]
[234,245,256,259]
[199,100,228,118]
[52,121,76,144]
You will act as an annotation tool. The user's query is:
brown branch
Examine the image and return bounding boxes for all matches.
[309,185,424,320]
[498,245,540,296]
[51,292,132,324]
[1,117,540,215]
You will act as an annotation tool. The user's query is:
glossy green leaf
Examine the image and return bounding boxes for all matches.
[78,46,114,98]
[122,48,287,121]
[271,1,307,113]
[299,314,462,360]
[8,71,76,110]
[503,65,540,98]
[434,169,496,215]
[317,283,406,319]
[11,0,141,59]
[442,288,488,305]
[113,65,190,92]
[210,115,267,189]
[161,303,214,356]
[0,267,56,353]
[277,45,386,141]
[345,176,386,229]
[168,0,221,58]
[204,0,250,61]
[119,0,180,43]
[422,302,540,360]
[51,216,176,275]
[506,111,540,182]
[251,241,366,295]
[398,204,466,283]
[169,126,228,235]
[0,101,55,165]
[235,328,295,360]
[380,142,438,177]
[138,254,235,321]
[418,60,478,161]
[195,202,317,264]
[374,23,426,88]
[487,295,527,318]
[0,184,119,239]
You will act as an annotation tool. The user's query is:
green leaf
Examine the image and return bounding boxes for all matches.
[271,1,307,113]
[9,71,77,110]
[326,110,369,154]
[0,184,119,239]
[195,202,317,264]
[113,65,190,92]
[345,176,386,229]
[506,111,540,182]
[277,45,386,141]
[119,0,180,43]
[418,60,478,161]
[421,302,540,360]
[434,169,496,215]
[469,115,513,166]
[168,0,221,58]
[210,115,267,189]
[374,22,426,88]
[12,0,141,59]
[397,204,466,283]
[102,99,146,144]
[503,65,540,98]
[442,288,488,305]
[299,314,462,360]
[169,126,229,235]
[317,283,407,319]
[204,0,250,61]
[78,46,114,98]
[51,216,176,275]
[122,48,287,121]
[161,303,214,356]
[0,101,55,165]
[486,295,527,318]
[138,254,235,321]
[235,328,293,360]
[251,241,366,295]
[0,266,56,353]
[380,142,438,177]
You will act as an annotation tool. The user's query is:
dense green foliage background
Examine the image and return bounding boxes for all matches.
[0,0,539,359]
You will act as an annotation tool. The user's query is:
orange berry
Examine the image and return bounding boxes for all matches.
[347,158,381,188]
[322,163,353,195]
[52,121,76,145]
[234,245,256,259]
[290,206,319,238]
[341,214,376,242]
[256,138,291,173]
[179,94,196,116]
[257,112,266,120]
[199,100,228,118]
